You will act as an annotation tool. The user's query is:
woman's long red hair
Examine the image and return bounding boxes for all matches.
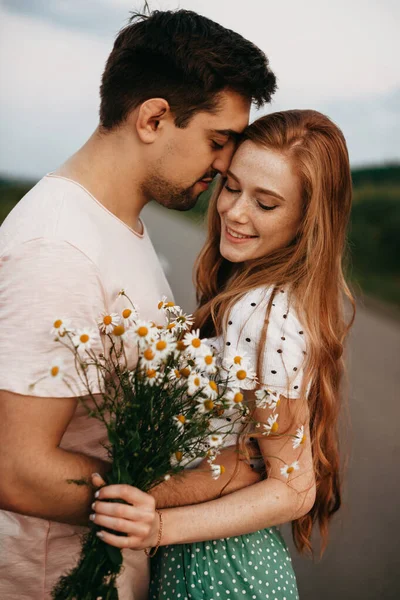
[194,110,355,555]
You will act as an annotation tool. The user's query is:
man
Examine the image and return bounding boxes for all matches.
[0,8,276,600]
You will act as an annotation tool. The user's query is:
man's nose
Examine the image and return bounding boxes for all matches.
[212,144,236,176]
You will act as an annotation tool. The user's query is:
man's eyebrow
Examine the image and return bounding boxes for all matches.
[211,129,243,143]
[227,169,285,201]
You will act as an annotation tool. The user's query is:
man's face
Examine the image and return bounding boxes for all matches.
[142,90,251,211]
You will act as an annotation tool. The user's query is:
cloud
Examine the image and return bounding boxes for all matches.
[1,0,132,37]
[0,1,399,177]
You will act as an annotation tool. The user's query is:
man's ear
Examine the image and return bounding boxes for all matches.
[135,98,171,144]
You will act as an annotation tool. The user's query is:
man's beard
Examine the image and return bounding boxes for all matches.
[142,173,203,212]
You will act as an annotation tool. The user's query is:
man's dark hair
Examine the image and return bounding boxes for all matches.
[100,9,277,129]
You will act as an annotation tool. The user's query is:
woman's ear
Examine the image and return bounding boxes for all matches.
[135,98,171,144]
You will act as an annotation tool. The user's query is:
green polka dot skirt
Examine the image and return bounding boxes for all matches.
[150,526,299,599]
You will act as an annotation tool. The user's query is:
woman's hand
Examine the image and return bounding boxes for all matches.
[90,474,159,550]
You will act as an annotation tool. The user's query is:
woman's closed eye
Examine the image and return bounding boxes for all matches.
[257,201,277,211]
[224,184,240,193]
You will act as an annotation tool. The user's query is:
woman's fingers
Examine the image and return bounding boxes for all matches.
[94,484,156,510]
[90,512,149,538]
[92,500,152,523]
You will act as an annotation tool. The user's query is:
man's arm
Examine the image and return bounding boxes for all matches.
[0,389,109,526]
[149,443,263,508]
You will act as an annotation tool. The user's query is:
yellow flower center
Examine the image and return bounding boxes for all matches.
[166,302,175,308]
[113,325,125,337]
[146,369,157,378]
[220,465,225,474]
[180,367,191,378]
[177,415,186,424]
[175,451,183,461]
[205,355,213,365]
[156,340,167,351]
[191,338,201,348]
[54,319,62,329]
[122,309,132,319]
[271,421,279,433]
[287,466,294,474]
[144,348,155,361]
[194,377,201,386]
[301,435,306,444]
[80,334,89,344]
[209,381,217,392]
[167,323,176,330]
[51,366,59,377]
[158,301,164,310]
[234,356,242,365]
[204,400,214,411]
[234,392,244,403]
[236,369,247,380]
[103,315,112,325]
[176,340,186,351]
[138,326,149,337]
[174,369,181,379]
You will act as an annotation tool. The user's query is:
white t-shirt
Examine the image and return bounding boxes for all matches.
[0,174,173,600]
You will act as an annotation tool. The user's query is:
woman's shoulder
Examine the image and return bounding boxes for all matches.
[230,285,302,327]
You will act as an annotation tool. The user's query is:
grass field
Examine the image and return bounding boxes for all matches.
[1,165,399,308]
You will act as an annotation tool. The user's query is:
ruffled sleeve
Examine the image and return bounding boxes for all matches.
[223,286,308,399]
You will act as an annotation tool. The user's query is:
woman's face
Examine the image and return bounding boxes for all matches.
[217,141,303,263]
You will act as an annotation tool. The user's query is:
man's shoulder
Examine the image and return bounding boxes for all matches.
[0,176,103,264]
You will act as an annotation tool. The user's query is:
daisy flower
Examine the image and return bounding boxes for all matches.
[182,329,209,358]
[187,372,206,396]
[170,451,193,468]
[208,433,223,448]
[120,305,138,329]
[72,328,98,354]
[223,352,250,369]
[262,413,279,435]
[49,358,64,380]
[196,397,215,414]
[158,296,180,315]
[173,414,188,432]
[50,317,71,338]
[254,388,280,411]
[130,320,157,347]
[292,425,306,449]
[211,464,225,480]
[204,379,219,400]
[195,353,217,375]
[110,323,131,342]
[223,388,244,407]
[153,333,176,360]
[144,368,162,386]
[280,461,300,479]
[228,361,257,389]
[170,309,195,332]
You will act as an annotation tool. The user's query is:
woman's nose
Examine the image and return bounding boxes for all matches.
[226,194,250,223]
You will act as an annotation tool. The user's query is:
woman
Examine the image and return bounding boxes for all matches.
[91,109,355,599]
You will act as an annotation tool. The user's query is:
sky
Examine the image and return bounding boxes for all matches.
[0,0,399,179]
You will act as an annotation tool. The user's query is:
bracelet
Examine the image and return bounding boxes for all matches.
[144,509,163,557]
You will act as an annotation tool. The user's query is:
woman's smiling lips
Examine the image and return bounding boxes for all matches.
[224,224,258,243]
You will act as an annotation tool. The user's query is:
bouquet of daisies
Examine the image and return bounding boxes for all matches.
[37,292,256,600]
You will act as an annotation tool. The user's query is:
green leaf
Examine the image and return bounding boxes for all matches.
[131,431,140,451]
[105,544,123,567]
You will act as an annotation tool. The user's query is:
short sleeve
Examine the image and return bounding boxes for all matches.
[223,286,308,399]
[0,238,107,397]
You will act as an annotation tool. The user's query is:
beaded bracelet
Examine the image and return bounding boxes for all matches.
[144,509,163,557]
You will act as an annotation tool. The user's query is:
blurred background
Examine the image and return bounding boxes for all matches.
[0,1,399,598]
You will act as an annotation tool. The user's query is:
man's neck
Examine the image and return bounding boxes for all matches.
[54,128,148,234]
